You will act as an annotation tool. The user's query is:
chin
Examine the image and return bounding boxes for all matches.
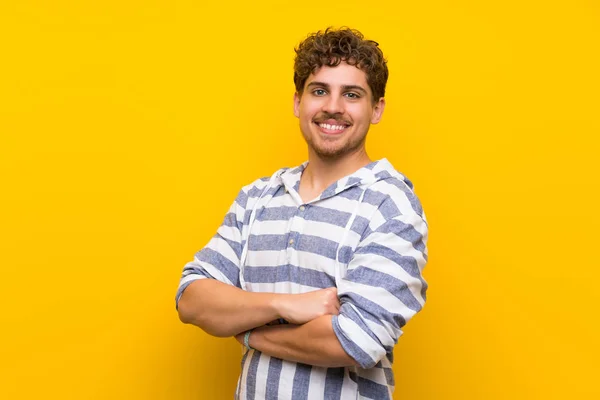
[312,144,352,159]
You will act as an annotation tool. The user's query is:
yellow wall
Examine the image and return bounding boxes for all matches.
[1,1,598,399]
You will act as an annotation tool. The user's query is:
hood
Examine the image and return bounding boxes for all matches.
[276,158,414,204]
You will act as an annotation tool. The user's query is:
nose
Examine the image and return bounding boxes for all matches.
[322,93,344,115]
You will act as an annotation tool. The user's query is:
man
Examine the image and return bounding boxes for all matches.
[176,27,428,400]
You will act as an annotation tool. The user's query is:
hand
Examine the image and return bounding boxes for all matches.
[275,287,340,325]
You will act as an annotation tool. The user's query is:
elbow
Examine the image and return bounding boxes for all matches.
[176,283,197,324]
[176,294,204,327]
[176,300,234,338]
[176,296,197,325]
[176,283,207,328]
[202,324,236,338]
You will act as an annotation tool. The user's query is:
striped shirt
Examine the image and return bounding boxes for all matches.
[176,158,428,400]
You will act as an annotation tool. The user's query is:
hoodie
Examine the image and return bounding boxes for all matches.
[176,158,429,400]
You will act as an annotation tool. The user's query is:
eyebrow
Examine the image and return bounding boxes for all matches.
[306,81,368,95]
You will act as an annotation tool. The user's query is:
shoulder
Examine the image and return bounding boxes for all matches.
[362,159,424,218]
[359,177,426,239]
[372,177,424,218]
[363,178,428,249]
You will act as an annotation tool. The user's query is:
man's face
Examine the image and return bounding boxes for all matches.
[294,62,385,160]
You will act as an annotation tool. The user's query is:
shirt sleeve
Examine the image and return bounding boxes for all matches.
[174,187,249,310]
[331,210,429,369]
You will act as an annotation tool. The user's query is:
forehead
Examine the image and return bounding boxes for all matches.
[305,62,370,91]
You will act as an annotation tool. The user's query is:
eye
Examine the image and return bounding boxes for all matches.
[312,89,327,96]
[344,92,360,99]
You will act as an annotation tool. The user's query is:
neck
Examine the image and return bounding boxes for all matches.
[302,147,372,193]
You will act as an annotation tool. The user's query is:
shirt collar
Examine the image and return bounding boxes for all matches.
[279,158,394,204]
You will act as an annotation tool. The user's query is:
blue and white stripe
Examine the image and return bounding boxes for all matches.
[176,158,428,400]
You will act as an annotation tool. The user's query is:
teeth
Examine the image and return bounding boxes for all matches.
[319,123,346,131]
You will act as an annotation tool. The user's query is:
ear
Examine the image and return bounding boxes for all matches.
[370,97,386,124]
[293,92,301,118]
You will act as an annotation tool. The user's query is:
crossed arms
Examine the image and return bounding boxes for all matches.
[175,185,428,369]
[177,279,358,367]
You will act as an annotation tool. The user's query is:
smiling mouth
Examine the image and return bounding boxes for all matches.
[314,122,350,134]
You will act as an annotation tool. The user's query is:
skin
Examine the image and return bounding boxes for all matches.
[178,280,340,337]
[294,62,385,202]
[235,315,357,368]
